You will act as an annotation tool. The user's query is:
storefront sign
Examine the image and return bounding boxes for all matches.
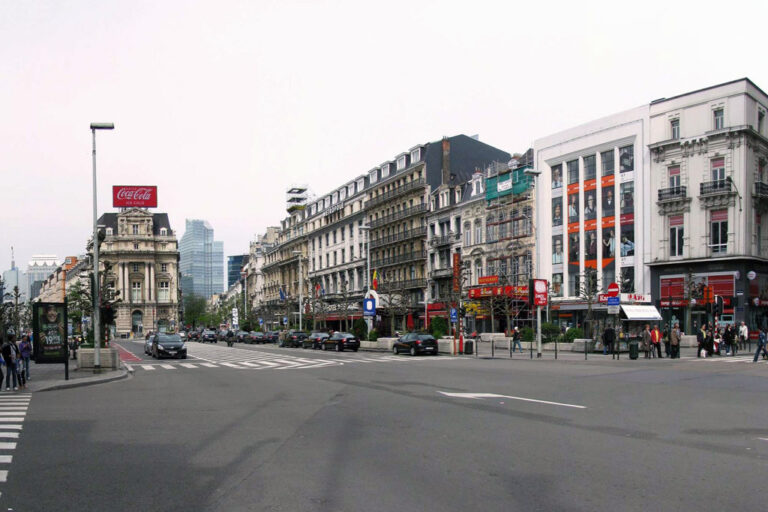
[113,186,158,208]
[478,275,499,285]
[452,253,461,292]
[32,302,68,364]
[468,285,528,300]
[530,279,548,306]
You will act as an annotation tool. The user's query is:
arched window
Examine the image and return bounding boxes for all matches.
[463,222,471,246]
[486,215,496,243]
[474,260,482,286]
[474,220,483,245]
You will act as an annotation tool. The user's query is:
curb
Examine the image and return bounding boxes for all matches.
[33,365,131,392]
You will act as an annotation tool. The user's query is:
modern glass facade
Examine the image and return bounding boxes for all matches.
[179,220,224,298]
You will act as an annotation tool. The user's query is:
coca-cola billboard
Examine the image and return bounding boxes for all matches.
[113,186,158,208]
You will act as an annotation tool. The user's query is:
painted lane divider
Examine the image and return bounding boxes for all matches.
[438,392,586,409]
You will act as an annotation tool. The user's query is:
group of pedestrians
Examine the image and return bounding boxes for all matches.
[695,321,751,358]
[0,334,32,391]
[638,323,682,359]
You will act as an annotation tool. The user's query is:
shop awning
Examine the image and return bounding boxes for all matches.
[621,304,662,321]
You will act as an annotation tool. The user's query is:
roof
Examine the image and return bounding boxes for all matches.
[650,77,768,105]
[424,134,511,190]
[98,210,173,236]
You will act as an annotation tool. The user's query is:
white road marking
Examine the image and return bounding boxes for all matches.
[179,363,197,369]
[0,426,22,430]
[0,470,7,482]
[239,362,264,368]
[142,365,156,371]
[0,433,19,439]
[0,412,25,417]
[0,443,16,450]
[758,437,768,442]
[220,362,244,368]
[0,455,12,463]
[199,363,218,368]
[438,392,586,409]
[0,419,24,423]
[160,364,176,370]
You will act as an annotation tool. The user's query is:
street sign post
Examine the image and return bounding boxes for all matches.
[363,298,376,317]
[450,307,458,323]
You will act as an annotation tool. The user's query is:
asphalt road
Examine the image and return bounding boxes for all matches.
[5,340,768,511]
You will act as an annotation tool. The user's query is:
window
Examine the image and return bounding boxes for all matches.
[350,246,354,259]
[340,228,344,241]
[759,110,765,134]
[668,166,681,188]
[552,236,563,264]
[464,223,471,246]
[601,150,614,176]
[133,243,139,250]
[341,249,345,264]
[486,216,496,243]
[160,227,167,236]
[131,281,142,302]
[710,209,728,253]
[132,263,139,272]
[333,252,337,265]
[669,215,684,257]
[583,155,596,180]
[381,164,390,178]
[620,182,634,214]
[325,233,329,246]
[552,198,563,226]
[369,169,378,184]
[619,145,634,173]
[551,273,563,297]
[132,224,139,235]
[671,119,680,140]
[568,273,580,296]
[567,160,579,184]
[711,158,725,182]
[326,254,329,267]
[161,263,168,272]
[474,220,483,245]
[158,281,170,302]
[318,236,322,249]
[411,148,421,162]
[106,227,113,236]
[714,109,724,130]
[397,155,406,170]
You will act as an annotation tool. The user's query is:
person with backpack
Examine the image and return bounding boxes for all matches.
[1,335,20,391]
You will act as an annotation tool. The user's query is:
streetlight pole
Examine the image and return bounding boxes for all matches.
[90,122,114,372]
[524,167,542,358]
[292,250,302,331]
[359,225,371,333]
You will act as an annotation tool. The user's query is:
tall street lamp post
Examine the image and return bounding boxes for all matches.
[292,250,303,331]
[90,122,114,372]
[359,225,371,333]
[524,167,542,358]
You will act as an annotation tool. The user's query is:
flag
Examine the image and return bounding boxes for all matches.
[279,286,285,301]
[315,283,321,297]
[372,270,378,291]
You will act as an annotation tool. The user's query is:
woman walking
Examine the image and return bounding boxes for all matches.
[1,335,20,391]
[19,335,32,381]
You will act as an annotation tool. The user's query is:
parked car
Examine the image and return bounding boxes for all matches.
[218,330,235,345]
[151,333,187,359]
[235,330,250,343]
[303,332,329,349]
[144,334,156,355]
[200,329,217,343]
[283,330,308,348]
[187,329,200,341]
[393,333,439,356]
[249,331,265,344]
[266,331,280,343]
[322,332,360,352]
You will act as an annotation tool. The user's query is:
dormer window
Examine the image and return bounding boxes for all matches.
[106,227,113,236]
[381,163,390,178]
[397,155,407,170]
[160,227,167,236]
[357,178,365,191]
[410,148,421,162]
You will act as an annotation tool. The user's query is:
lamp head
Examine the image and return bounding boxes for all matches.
[90,123,115,130]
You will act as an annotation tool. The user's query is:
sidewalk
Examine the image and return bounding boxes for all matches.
[5,358,130,393]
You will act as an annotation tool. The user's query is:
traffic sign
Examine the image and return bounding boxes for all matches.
[283,316,288,325]
[607,282,620,297]
[450,307,458,323]
[607,305,620,314]
[607,296,620,306]
[258,317,263,325]
[363,298,376,317]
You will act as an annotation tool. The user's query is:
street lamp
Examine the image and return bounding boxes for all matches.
[292,250,303,331]
[524,167,543,358]
[90,122,114,372]
[359,225,371,332]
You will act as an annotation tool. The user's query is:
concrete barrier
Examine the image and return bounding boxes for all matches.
[77,347,121,369]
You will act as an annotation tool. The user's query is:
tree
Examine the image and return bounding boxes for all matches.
[66,280,93,334]
[578,268,601,340]
[182,294,207,328]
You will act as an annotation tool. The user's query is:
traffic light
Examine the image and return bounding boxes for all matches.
[102,305,115,324]
[714,295,724,317]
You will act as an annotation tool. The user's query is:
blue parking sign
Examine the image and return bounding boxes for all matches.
[363,298,376,317]
[450,308,458,323]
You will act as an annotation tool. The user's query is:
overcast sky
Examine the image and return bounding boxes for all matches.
[2,0,767,274]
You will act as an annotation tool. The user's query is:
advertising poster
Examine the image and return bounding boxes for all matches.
[33,302,68,364]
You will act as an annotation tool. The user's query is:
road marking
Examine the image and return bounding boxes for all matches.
[220,362,244,368]
[0,456,12,463]
[0,470,7,483]
[0,433,19,439]
[0,413,25,417]
[159,364,176,370]
[199,363,218,368]
[0,419,25,423]
[240,362,264,368]
[438,392,586,409]
[0,443,16,450]
[0,426,22,430]
[758,437,768,442]
[179,363,197,368]
[142,365,156,371]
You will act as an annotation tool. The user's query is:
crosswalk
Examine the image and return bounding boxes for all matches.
[679,354,768,365]
[0,393,30,494]
[125,342,448,372]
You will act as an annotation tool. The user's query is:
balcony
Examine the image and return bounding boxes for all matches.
[379,278,428,291]
[429,268,453,279]
[371,250,426,269]
[369,226,427,249]
[754,182,768,210]
[369,204,428,229]
[429,233,453,247]
[657,185,691,215]
[699,179,737,209]
[366,178,426,208]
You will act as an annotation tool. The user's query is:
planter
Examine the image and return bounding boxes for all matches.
[76,348,121,370]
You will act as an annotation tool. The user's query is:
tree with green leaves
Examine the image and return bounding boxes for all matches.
[182,294,208,328]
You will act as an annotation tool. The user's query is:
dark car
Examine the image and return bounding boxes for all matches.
[201,329,217,343]
[266,331,280,343]
[235,330,250,343]
[303,332,329,349]
[151,333,187,359]
[249,331,265,344]
[144,334,156,355]
[188,329,201,341]
[283,330,308,348]
[393,333,439,356]
[322,332,360,352]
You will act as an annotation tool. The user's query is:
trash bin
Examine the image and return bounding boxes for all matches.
[464,340,474,355]
[629,341,639,360]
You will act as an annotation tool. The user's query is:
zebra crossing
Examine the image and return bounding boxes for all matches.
[0,393,30,494]
[680,353,768,365]
[126,342,447,373]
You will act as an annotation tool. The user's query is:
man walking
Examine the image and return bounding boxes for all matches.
[642,324,652,359]
[511,327,523,353]
[603,324,615,356]
[753,327,768,363]
[669,322,681,359]
[651,324,662,358]
[697,324,706,357]
[738,321,749,351]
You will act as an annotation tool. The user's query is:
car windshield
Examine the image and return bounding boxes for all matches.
[418,335,435,341]
[203,330,214,335]
[335,333,354,338]
[156,334,182,343]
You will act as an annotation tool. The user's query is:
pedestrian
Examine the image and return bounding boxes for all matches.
[603,324,615,355]
[19,335,32,381]
[642,324,652,358]
[670,322,681,359]
[1,335,20,391]
[662,324,670,358]
[697,324,706,358]
[738,321,749,351]
[724,324,736,356]
[511,327,523,353]
[651,324,662,358]
[753,327,768,363]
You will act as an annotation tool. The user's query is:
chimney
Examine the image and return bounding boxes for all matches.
[442,137,451,185]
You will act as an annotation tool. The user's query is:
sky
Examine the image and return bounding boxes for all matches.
[2,0,767,275]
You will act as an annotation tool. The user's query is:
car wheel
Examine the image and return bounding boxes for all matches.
[432,350,439,356]
[335,343,342,352]
[410,346,417,357]
[353,348,358,352]
[182,354,187,359]
[393,346,398,355]
[321,343,327,351]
